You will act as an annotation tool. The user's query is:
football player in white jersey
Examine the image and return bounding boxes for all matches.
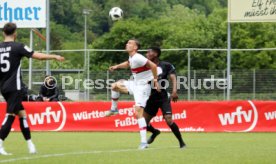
[105,39,160,149]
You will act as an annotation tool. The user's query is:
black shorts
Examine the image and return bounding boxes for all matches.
[2,91,24,114]
[144,91,172,117]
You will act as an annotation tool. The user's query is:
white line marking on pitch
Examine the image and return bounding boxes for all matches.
[0,146,178,163]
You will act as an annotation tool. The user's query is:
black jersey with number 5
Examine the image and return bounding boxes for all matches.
[0,42,33,93]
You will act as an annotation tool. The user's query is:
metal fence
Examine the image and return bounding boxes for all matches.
[18,48,276,101]
[20,68,276,101]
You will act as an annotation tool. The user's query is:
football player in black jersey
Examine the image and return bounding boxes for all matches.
[0,22,64,155]
[144,47,186,148]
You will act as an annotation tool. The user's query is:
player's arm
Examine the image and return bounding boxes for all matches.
[169,73,178,102]
[145,60,160,92]
[109,61,129,71]
[48,87,59,100]
[168,63,178,102]
[32,52,65,61]
[39,85,47,101]
[19,44,64,61]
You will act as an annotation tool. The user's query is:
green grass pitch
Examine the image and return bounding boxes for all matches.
[0,132,275,163]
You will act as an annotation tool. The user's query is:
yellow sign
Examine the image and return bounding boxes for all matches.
[228,0,276,22]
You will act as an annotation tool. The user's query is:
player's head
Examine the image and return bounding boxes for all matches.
[2,22,17,39]
[146,46,161,61]
[125,39,140,53]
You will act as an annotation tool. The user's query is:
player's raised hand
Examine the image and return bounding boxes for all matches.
[171,91,179,102]
[109,65,118,72]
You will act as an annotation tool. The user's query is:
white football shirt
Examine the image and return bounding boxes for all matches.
[128,53,153,83]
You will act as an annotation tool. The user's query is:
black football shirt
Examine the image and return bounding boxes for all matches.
[157,61,176,89]
[0,42,33,93]
[149,61,177,96]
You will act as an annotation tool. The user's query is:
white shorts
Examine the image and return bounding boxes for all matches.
[123,80,151,108]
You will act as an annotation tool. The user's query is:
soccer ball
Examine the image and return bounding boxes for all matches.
[109,7,123,21]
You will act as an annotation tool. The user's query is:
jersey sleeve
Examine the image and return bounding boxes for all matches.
[167,63,176,75]
[135,54,148,66]
[20,44,34,58]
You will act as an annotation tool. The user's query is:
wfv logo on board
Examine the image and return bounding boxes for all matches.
[28,102,67,131]
[218,100,258,132]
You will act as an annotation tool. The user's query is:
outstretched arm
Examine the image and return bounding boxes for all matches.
[109,61,129,71]
[32,52,65,61]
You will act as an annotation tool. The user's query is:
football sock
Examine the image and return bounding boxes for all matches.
[27,139,34,146]
[111,90,120,110]
[19,117,31,140]
[0,114,15,141]
[169,122,185,145]
[147,124,161,144]
[147,124,157,133]
[138,118,147,143]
